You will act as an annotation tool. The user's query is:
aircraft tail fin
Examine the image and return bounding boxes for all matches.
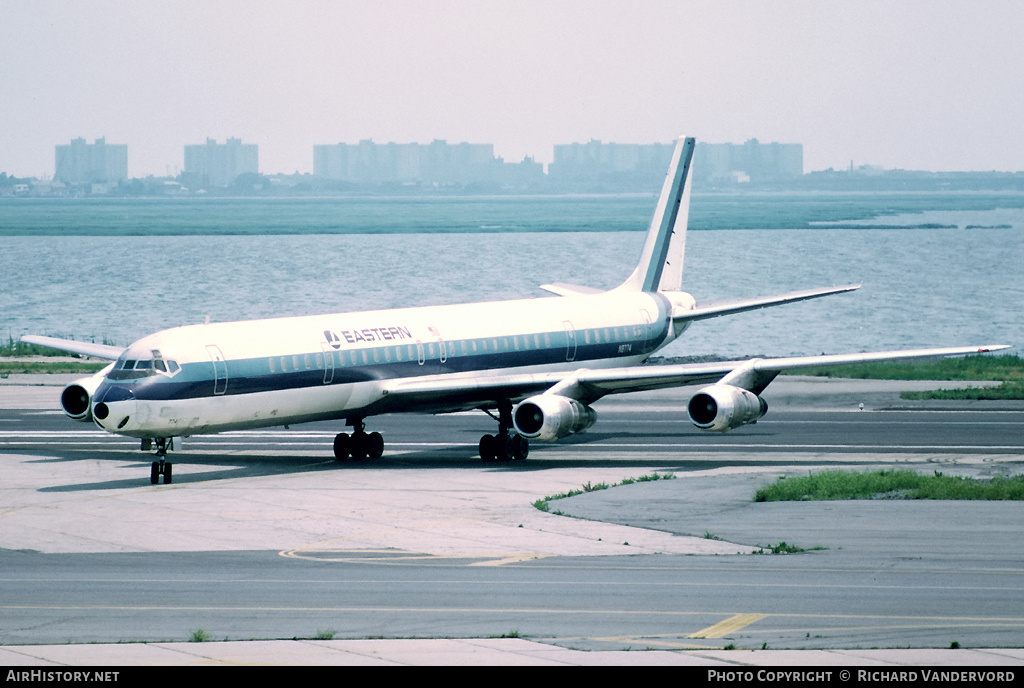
[614,136,695,293]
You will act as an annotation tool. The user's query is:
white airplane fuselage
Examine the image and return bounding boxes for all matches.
[90,288,686,440]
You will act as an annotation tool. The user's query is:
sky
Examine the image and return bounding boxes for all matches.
[2,0,1023,178]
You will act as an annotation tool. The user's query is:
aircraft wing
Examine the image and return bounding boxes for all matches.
[380,344,1010,412]
[19,335,124,361]
[539,282,604,296]
[565,345,1011,400]
[674,284,862,323]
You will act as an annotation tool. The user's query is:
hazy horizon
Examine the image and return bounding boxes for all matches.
[3,1,1023,178]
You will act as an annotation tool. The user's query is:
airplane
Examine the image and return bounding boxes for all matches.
[22,136,1009,484]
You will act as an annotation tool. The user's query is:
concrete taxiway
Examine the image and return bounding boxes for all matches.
[1,374,1023,665]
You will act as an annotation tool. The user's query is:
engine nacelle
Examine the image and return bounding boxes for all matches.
[513,395,597,442]
[687,384,768,432]
[59,367,111,422]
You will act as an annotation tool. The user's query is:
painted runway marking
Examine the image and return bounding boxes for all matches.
[689,613,768,638]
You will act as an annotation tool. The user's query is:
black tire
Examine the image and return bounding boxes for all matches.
[367,432,384,459]
[164,463,173,484]
[512,435,529,460]
[479,434,496,461]
[151,462,160,485]
[496,434,514,461]
[333,433,351,461]
[350,433,368,461]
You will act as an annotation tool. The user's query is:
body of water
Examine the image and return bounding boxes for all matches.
[2,195,1021,358]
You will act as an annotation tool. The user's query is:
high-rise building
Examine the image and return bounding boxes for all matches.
[54,137,128,185]
[548,141,675,185]
[183,138,259,187]
[694,139,803,183]
[549,139,804,186]
[314,139,518,185]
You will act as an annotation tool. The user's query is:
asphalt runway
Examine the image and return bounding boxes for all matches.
[1,376,1023,657]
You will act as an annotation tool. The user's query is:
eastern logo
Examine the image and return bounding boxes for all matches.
[325,326,413,348]
[324,330,342,349]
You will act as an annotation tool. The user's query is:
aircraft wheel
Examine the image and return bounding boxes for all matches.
[513,435,529,460]
[367,431,384,459]
[350,433,368,461]
[164,463,173,484]
[333,432,351,461]
[496,434,515,461]
[151,462,160,484]
[479,434,497,462]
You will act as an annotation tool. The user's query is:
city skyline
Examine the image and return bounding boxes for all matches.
[31,136,801,187]
[3,2,1023,178]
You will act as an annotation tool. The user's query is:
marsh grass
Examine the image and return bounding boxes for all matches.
[755,470,1024,502]
[792,354,1024,400]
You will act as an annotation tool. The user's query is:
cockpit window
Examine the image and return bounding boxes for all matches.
[108,353,180,380]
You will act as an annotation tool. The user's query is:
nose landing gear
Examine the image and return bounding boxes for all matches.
[147,438,173,484]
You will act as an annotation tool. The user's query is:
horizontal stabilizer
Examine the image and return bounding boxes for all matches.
[674,284,861,323]
[19,335,124,361]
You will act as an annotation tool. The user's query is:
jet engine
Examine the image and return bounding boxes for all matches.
[687,384,768,432]
[513,394,597,442]
[59,366,112,422]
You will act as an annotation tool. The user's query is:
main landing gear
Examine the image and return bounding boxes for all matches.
[333,418,384,461]
[479,401,529,462]
[146,438,173,484]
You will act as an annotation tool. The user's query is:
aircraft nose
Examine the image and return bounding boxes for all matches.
[93,384,137,432]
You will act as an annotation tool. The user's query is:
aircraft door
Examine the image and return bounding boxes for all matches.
[564,321,577,362]
[321,342,336,384]
[639,309,653,353]
[206,345,228,395]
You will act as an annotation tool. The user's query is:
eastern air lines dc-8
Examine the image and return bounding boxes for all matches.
[24,137,1008,484]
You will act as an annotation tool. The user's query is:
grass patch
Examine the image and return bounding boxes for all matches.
[1,335,112,374]
[792,353,1023,382]
[901,382,1024,401]
[791,353,1024,400]
[756,469,1024,502]
[0,360,107,375]
[533,472,675,513]
[1,335,117,358]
